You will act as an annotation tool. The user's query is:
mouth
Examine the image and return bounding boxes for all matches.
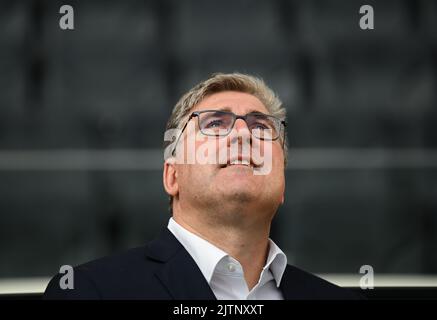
[219,157,260,169]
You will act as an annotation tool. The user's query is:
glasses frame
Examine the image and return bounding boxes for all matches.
[171,109,287,156]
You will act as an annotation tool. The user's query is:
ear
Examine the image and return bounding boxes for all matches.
[163,159,179,198]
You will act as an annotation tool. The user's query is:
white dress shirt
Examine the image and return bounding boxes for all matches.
[167,218,287,300]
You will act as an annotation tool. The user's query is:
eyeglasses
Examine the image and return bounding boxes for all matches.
[172,110,286,155]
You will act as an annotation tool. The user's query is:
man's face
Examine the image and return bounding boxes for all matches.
[173,91,285,225]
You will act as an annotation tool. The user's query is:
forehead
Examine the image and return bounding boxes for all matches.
[192,91,269,115]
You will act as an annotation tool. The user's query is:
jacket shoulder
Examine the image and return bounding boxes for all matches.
[44,245,169,299]
[281,264,364,300]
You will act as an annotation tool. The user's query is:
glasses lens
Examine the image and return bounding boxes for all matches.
[246,114,279,140]
[198,111,234,136]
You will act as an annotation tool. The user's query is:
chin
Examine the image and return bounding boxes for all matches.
[222,189,256,203]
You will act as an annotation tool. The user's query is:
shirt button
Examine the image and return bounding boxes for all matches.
[227,263,236,272]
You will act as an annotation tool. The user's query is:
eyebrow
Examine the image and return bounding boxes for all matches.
[214,106,268,115]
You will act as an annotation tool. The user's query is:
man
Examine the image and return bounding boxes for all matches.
[44,73,360,299]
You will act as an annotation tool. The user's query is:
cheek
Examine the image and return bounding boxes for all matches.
[253,140,284,172]
[184,163,217,187]
[178,166,200,197]
[267,145,285,187]
[272,143,285,167]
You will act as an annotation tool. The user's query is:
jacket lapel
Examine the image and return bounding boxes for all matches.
[279,265,296,299]
[145,228,217,300]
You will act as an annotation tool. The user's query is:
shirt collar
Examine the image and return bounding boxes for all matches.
[168,217,228,283]
[167,217,287,287]
[264,239,288,287]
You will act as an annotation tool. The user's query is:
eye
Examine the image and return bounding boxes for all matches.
[205,119,223,128]
[252,122,269,130]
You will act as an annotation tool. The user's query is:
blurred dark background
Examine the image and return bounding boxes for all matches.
[0,0,436,280]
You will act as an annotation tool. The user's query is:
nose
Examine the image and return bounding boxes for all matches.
[228,118,252,146]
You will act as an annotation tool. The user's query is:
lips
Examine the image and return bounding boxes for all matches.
[219,156,260,169]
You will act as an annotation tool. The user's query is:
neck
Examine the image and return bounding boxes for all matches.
[173,207,272,290]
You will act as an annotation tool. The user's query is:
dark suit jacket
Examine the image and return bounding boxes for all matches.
[44,228,361,299]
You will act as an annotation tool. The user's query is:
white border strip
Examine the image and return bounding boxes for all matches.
[319,274,437,288]
[0,277,51,295]
[2,274,437,294]
[0,148,436,170]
